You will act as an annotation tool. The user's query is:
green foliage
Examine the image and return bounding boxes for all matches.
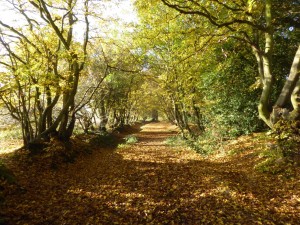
[124,135,138,144]
[273,120,300,161]
[164,135,216,156]
[200,41,265,139]
[117,135,138,149]
[88,133,118,148]
[72,126,85,136]
[254,145,296,177]
[0,126,22,140]
[254,121,300,175]
[255,145,285,174]
[117,143,130,149]
[164,136,187,147]
[190,132,224,156]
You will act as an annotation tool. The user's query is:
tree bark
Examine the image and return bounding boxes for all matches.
[291,79,300,120]
[276,45,300,108]
[99,93,108,132]
[257,0,274,128]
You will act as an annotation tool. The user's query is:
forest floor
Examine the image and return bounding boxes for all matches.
[1,122,300,224]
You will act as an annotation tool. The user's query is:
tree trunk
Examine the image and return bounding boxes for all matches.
[192,103,205,132]
[272,45,300,122]
[257,0,274,128]
[151,109,159,122]
[99,94,108,132]
[290,79,300,120]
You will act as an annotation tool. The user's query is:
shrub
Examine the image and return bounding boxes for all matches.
[254,121,300,175]
[124,135,138,144]
[88,133,118,148]
[164,136,186,147]
[273,120,300,162]
[255,145,286,174]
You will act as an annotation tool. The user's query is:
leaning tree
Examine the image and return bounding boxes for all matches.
[157,0,300,128]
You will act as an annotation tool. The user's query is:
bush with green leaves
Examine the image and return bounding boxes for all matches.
[199,41,266,142]
[117,135,138,149]
[255,145,285,174]
[254,120,300,175]
[164,136,187,147]
[164,135,215,156]
[192,132,224,156]
[273,120,300,162]
[124,135,138,144]
[88,133,118,148]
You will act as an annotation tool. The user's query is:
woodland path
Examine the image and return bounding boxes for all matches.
[2,122,300,224]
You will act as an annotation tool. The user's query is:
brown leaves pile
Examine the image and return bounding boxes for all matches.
[1,123,299,224]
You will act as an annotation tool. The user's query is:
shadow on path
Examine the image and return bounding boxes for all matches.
[2,122,299,224]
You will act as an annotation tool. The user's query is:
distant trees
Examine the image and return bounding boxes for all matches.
[134,2,207,136]
[0,0,298,151]
[133,0,299,141]
[75,36,146,133]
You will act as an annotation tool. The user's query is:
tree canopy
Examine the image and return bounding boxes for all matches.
[0,0,299,151]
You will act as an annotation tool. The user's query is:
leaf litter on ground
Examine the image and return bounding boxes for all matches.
[0,122,299,224]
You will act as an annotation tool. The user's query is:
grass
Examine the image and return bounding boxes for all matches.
[0,125,23,155]
[254,150,297,177]
[117,135,138,149]
[0,125,22,140]
[124,135,138,144]
[164,135,187,147]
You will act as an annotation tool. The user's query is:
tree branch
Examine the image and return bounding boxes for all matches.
[161,0,265,31]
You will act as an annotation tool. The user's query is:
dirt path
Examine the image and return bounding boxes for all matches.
[2,122,300,224]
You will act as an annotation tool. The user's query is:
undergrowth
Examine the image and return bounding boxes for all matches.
[88,133,118,148]
[255,120,300,175]
[255,145,287,174]
[190,135,224,156]
[273,120,300,161]
[0,161,16,184]
[168,123,299,176]
[164,136,187,147]
[164,134,223,156]
[124,135,138,144]
[0,125,22,140]
[118,135,138,149]
[0,160,16,224]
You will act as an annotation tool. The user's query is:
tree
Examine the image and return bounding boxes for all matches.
[74,22,145,132]
[135,0,260,137]
[158,0,299,128]
[200,40,265,137]
[0,0,90,147]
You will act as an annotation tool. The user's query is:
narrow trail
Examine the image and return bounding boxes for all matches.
[2,122,300,224]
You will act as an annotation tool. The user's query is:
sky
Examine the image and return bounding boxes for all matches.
[0,0,138,37]
[0,0,138,71]
[0,0,138,22]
